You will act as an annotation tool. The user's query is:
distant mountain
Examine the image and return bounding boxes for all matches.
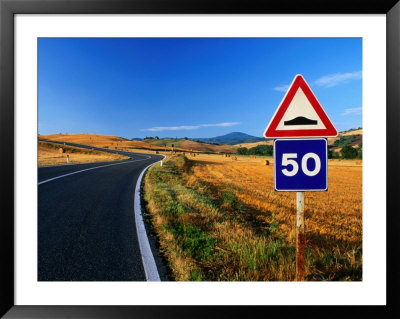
[193,132,265,145]
[130,138,143,141]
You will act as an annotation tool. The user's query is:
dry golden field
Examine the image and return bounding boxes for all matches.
[144,153,362,281]
[237,140,274,148]
[191,153,362,244]
[38,141,129,166]
[178,139,237,153]
[40,133,160,150]
[341,128,362,136]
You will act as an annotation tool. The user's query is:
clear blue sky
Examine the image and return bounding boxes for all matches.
[38,38,362,139]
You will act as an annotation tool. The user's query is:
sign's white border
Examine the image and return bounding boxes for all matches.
[15,14,386,305]
[274,138,328,191]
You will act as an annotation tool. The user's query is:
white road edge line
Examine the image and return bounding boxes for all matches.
[134,155,166,282]
[38,156,151,185]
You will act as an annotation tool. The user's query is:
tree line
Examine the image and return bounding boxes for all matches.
[329,143,362,159]
[236,145,273,156]
[236,143,362,159]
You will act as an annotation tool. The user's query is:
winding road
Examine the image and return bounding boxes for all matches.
[38,140,164,281]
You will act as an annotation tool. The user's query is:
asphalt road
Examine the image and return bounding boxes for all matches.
[38,141,164,281]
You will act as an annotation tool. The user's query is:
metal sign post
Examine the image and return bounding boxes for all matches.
[296,191,305,281]
[274,138,327,281]
[264,74,338,281]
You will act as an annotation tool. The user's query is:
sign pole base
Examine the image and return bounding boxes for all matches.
[296,191,305,281]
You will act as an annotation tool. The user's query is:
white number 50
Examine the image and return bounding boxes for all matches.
[281,152,321,177]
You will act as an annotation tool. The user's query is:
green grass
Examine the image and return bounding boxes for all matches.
[164,222,216,262]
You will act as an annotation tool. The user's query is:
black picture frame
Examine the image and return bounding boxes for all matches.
[1,0,399,318]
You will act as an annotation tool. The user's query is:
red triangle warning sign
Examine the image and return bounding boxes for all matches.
[264,74,338,138]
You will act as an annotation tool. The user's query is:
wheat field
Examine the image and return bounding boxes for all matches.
[191,154,362,246]
[38,141,129,166]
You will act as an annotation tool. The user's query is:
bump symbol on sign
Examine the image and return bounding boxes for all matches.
[284,116,317,126]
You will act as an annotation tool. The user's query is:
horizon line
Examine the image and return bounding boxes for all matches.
[38,127,363,140]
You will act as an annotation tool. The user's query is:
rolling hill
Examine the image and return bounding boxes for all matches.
[192,132,264,145]
[39,133,155,150]
[40,128,362,156]
[143,137,237,153]
[327,128,362,146]
[39,133,237,154]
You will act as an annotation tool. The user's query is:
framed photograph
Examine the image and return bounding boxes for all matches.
[1,0,399,318]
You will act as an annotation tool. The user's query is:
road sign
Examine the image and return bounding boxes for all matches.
[274,138,327,191]
[264,74,338,138]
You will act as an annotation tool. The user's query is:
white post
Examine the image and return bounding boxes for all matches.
[296,191,305,281]
[67,155,70,164]
[160,161,163,167]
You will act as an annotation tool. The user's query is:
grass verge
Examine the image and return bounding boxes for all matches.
[144,155,361,281]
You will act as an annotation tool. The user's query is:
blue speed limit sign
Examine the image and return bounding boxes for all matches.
[274,138,328,191]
